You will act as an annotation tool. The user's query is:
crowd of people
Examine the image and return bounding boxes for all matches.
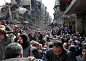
[0,20,86,61]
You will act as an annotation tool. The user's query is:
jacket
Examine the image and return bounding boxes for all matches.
[67,52,77,61]
[46,48,69,61]
[0,39,9,60]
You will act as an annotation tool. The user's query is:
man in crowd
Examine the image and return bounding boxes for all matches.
[0,25,10,60]
[46,41,69,61]
[0,20,12,31]
[6,25,20,43]
[10,25,21,42]
[33,42,39,50]
[68,45,77,61]
[63,42,68,49]
[13,25,20,34]
[1,43,30,61]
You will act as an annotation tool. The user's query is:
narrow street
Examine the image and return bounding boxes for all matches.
[0,0,86,61]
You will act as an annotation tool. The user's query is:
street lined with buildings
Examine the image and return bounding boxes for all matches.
[0,0,86,61]
[0,0,52,27]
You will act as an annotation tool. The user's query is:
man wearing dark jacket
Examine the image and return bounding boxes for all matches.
[0,20,12,31]
[68,45,77,61]
[46,41,69,61]
[1,43,30,61]
[0,25,10,60]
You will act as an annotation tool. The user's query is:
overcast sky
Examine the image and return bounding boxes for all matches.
[42,0,55,21]
[0,0,11,6]
[0,0,55,21]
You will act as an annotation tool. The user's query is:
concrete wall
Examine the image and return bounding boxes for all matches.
[83,14,86,35]
[21,0,31,5]
[75,14,86,35]
[75,15,83,33]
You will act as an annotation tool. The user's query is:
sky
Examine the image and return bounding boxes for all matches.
[0,0,55,21]
[42,0,55,21]
[0,0,11,6]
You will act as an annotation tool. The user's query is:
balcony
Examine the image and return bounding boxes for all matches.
[64,0,86,14]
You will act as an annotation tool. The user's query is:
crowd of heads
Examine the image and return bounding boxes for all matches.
[0,20,86,61]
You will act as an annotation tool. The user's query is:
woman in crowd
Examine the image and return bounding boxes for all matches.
[81,43,86,61]
[17,34,30,57]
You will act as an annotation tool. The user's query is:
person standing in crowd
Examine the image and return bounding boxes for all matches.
[63,42,68,50]
[30,47,41,59]
[65,34,70,43]
[33,42,39,50]
[33,31,39,42]
[0,20,12,31]
[0,25,10,60]
[68,45,78,61]
[17,34,30,57]
[13,25,20,34]
[39,44,42,50]
[12,25,21,42]
[28,33,34,41]
[6,25,21,43]
[1,43,30,61]
[81,44,86,61]
[31,40,36,46]
[46,41,69,61]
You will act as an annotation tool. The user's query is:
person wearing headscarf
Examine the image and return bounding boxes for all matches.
[17,34,30,57]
